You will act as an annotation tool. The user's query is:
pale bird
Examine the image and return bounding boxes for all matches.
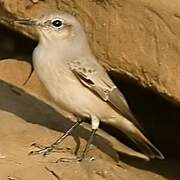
[15,11,164,161]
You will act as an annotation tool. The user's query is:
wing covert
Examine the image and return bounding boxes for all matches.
[68,60,142,129]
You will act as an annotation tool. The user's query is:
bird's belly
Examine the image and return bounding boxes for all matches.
[50,78,112,118]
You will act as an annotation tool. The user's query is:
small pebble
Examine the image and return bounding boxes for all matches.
[89,156,95,161]
[0,153,6,159]
[31,0,39,3]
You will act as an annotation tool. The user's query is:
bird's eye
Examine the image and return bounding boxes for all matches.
[51,19,63,28]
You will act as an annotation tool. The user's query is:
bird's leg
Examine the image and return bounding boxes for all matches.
[56,116,100,163]
[77,115,100,161]
[57,128,97,163]
[30,119,83,156]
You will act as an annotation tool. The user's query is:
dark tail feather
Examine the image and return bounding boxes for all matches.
[127,128,165,160]
[111,118,165,160]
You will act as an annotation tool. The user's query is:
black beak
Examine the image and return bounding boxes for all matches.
[14,19,37,26]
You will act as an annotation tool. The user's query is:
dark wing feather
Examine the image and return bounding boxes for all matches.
[108,87,142,129]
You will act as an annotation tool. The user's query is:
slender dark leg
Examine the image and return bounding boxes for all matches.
[57,128,97,163]
[51,120,83,146]
[78,129,97,161]
[30,120,83,156]
[56,115,100,162]
[77,115,100,161]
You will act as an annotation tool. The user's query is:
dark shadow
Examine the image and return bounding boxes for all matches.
[119,155,180,180]
[0,23,36,61]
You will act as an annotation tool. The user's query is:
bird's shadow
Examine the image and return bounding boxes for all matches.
[0,81,179,180]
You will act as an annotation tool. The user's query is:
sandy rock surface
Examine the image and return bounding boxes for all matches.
[0,59,32,85]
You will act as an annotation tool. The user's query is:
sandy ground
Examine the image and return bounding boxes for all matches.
[0,80,179,180]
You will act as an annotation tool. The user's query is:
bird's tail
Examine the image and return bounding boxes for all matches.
[108,118,164,160]
[127,127,164,159]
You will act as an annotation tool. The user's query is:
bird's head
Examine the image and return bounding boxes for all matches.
[15,11,85,43]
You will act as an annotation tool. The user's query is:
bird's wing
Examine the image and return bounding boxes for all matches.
[68,60,142,129]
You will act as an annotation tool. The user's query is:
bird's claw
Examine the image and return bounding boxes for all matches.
[56,157,80,163]
[56,155,94,163]
[29,142,73,156]
[55,151,87,163]
[29,142,56,156]
[29,146,54,156]
[31,142,47,149]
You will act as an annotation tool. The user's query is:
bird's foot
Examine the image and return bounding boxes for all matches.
[29,142,71,156]
[56,157,79,163]
[56,156,84,163]
[56,153,95,163]
[29,143,56,156]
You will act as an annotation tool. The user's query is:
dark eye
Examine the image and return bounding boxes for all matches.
[51,19,63,27]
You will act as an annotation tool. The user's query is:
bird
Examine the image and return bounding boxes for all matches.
[15,11,164,161]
